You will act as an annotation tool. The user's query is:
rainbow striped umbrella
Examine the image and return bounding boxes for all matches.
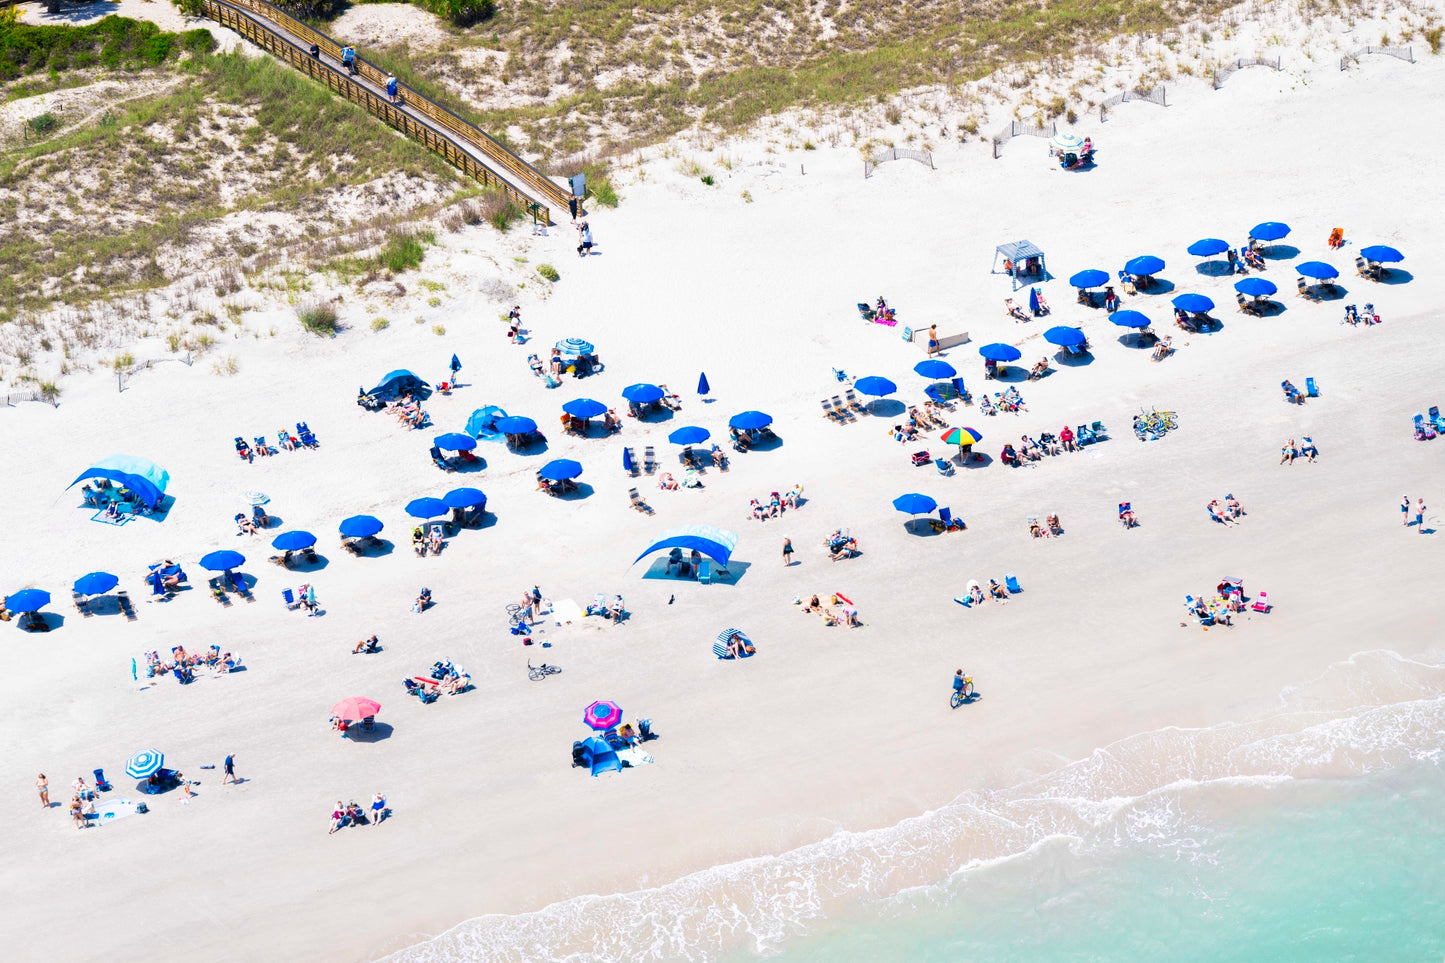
[941,427,982,446]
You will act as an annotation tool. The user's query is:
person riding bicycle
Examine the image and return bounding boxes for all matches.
[952,669,972,698]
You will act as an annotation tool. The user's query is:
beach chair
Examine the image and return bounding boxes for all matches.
[1251,591,1270,613]
[1235,292,1251,313]
[628,488,654,514]
[208,577,233,607]
[116,590,137,622]
[73,592,93,618]
[1077,424,1096,445]
[1118,503,1135,528]
[831,395,855,421]
[1004,573,1022,594]
[342,538,362,556]
[950,377,971,404]
[1355,256,1369,277]
[979,395,997,416]
[302,546,319,565]
[93,769,111,792]
[253,436,274,457]
[1413,414,1436,440]
[624,447,639,476]
[697,559,713,584]
[430,446,453,471]
[953,592,973,607]
[1430,406,1445,431]
[228,571,254,603]
[281,588,302,611]
[1304,377,1318,398]
[643,446,656,475]
[844,389,866,416]
[934,457,954,476]
[821,399,842,423]
[856,302,875,321]
[235,437,252,461]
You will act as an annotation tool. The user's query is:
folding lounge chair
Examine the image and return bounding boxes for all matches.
[1004,573,1022,594]
[430,446,453,472]
[1305,378,1318,397]
[1430,406,1445,431]
[1251,591,1270,613]
[117,590,137,621]
[697,559,713,584]
[1355,256,1368,277]
[1077,424,1096,445]
[844,389,866,415]
[628,488,653,514]
[73,592,93,618]
[934,457,954,476]
[950,377,971,403]
[228,571,254,602]
[832,395,854,421]
[1413,414,1436,440]
[643,446,656,475]
[281,588,302,611]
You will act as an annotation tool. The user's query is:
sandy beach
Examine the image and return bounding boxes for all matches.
[3,22,1444,962]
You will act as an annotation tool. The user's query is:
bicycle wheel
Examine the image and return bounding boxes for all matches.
[545,665,562,676]
[528,666,545,681]
[950,690,964,708]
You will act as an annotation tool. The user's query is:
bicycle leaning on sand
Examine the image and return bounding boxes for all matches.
[950,676,974,708]
[528,660,562,682]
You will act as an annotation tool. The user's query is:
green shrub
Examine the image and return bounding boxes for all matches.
[370,317,390,331]
[537,263,559,282]
[481,191,524,231]
[297,301,339,335]
[0,17,213,82]
[700,174,715,186]
[377,234,425,273]
[421,0,496,26]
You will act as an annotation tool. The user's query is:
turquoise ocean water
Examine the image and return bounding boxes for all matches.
[384,651,1445,963]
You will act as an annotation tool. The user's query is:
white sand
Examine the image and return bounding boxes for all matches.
[4,41,1445,963]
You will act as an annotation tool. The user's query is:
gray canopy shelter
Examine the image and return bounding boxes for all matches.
[992,240,1049,290]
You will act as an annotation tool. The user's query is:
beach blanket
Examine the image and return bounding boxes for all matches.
[552,598,582,625]
[872,316,898,327]
[92,798,143,826]
[618,747,655,767]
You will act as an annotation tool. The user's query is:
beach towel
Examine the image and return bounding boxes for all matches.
[552,598,582,625]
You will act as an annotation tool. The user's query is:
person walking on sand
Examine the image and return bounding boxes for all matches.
[37,774,49,809]
[927,324,939,358]
[576,221,593,257]
[1416,497,1427,533]
[782,537,793,566]
[1402,495,1411,526]
[222,753,237,785]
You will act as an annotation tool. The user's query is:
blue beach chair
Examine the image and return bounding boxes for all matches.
[1004,573,1022,594]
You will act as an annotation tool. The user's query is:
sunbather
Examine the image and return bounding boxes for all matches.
[1047,513,1062,535]
[1059,425,1076,451]
[235,513,257,536]
[1151,335,1173,362]
[353,635,379,654]
[1000,444,1020,467]
[1224,495,1243,519]
[1280,440,1298,465]
[658,472,678,491]
[1299,437,1318,462]
[1003,386,1026,410]
[1281,380,1304,404]
[609,596,625,623]
[988,579,1010,603]
[784,485,802,509]
[416,586,432,610]
[412,527,427,556]
[1104,286,1118,311]
[1005,299,1028,321]
[1029,358,1049,380]
[1020,435,1041,461]
[278,430,296,452]
[1208,500,1234,526]
[1029,518,1045,538]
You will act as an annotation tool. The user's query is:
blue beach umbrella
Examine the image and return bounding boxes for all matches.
[555,338,594,358]
[562,398,607,420]
[442,487,487,509]
[433,432,477,451]
[1043,326,1086,347]
[73,572,118,596]
[1124,255,1165,277]
[1359,245,1403,263]
[853,376,897,397]
[405,497,449,519]
[539,459,583,482]
[494,416,537,435]
[339,515,383,538]
[1187,238,1230,257]
[1235,277,1277,297]
[668,426,711,446]
[1296,261,1339,280]
[125,749,164,779]
[199,550,245,572]
[622,383,663,404]
[1109,310,1152,329]
[1171,293,1215,313]
[979,343,1022,362]
[1249,221,1290,241]
[913,360,957,379]
[4,588,50,612]
[697,372,710,395]
[892,493,937,515]
[727,411,772,430]
[1068,269,1109,288]
[271,530,316,551]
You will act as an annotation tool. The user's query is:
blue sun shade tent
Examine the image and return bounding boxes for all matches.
[634,525,739,567]
[368,369,430,399]
[465,406,507,440]
[68,455,169,508]
[992,240,1047,291]
[580,736,622,777]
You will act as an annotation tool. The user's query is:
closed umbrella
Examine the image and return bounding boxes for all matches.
[1249,221,1290,241]
[622,447,635,473]
[562,398,607,420]
[539,459,583,481]
[668,426,710,446]
[125,748,164,779]
[697,372,710,395]
[621,383,663,404]
[853,376,897,397]
[892,493,937,515]
[449,354,461,376]
[494,416,537,435]
[271,530,316,551]
[913,360,956,379]
[73,572,118,596]
[332,697,381,722]
[1124,255,1165,277]
[4,588,50,612]
[1109,310,1151,328]
[1068,269,1109,288]
[199,550,245,572]
[584,700,623,731]
[727,411,772,430]
[1359,245,1403,263]
[979,343,1022,362]
[1043,326,1086,347]
[1235,277,1277,297]
[405,497,449,519]
[433,432,476,452]
[1187,238,1230,257]
[442,488,486,509]
[1296,261,1339,280]
[555,338,594,358]
[339,515,383,538]
[1171,293,1215,313]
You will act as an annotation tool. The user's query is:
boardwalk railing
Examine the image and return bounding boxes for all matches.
[202,0,568,223]
[1340,45,1414,70]
[863,147,934,178]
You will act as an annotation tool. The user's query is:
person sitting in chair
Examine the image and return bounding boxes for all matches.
[416,585,432,611]
[1281,380,1304,404]
[1005,299,1028,321]
[1104,286,1118,311]
[1029,358,1049,380]
[1028,518,1045,538]
[609,596,625,624]
[1299,437,1318,462]
[1280,439,1299,465]
[1000,444,1020,467]
[988,579,1010,603]
[428,527,443,554]
[235,513,257,536]
[1151,335,1173,362]
[658,472,679,491]
[605,409,622,433]
[1046,513,1062,535]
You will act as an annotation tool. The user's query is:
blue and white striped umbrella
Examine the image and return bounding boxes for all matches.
[555,338,594,358]
[125,748,164,779]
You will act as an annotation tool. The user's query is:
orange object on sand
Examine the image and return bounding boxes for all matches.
[1328,227,1344,248]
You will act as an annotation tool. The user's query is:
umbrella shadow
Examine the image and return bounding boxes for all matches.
[259,514,284,529]
[748,433,783,451]
[1116,333,1153,348]
[294,554,330,572]
[905,518,942,537]
[452,457,487,473]
[958,451,993,469]
[19,612,63,632]
[345,723,394,742]
[555,482,594,501]
[1054,350,1094,367]
[1253,300,1286,317]
[1194,262,1235,277]
[1135,278,1176,295]
[991,366,1028,384]
[1315,283,1348,302]
[1263,244,1300,260]
[1378,269,1412,285]
[636,407,677,423]
[867,399,907,418]
[359,538,396,558]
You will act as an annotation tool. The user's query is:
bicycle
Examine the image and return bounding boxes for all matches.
[950,676,974,708]
[527,660,562,681]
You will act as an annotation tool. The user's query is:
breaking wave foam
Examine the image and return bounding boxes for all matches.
[380,650,1445,963]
